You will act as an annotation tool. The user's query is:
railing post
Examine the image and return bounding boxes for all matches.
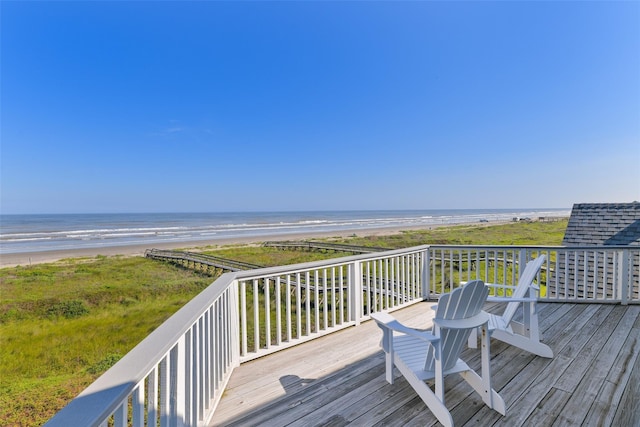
[518,249,528,280]
[350,260,362,325]
[422,248,431,299]
[618,249,630,305]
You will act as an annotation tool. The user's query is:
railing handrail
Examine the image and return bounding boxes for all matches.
[229,245,430,280]
[428,244,639,250]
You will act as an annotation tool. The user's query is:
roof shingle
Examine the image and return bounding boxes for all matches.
[563,202,640,246]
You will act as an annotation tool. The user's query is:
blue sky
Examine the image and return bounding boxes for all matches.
[2,1,639,214]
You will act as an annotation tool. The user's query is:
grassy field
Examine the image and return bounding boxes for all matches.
[327,220,568,248]
[0,219,567,426]
[0,256,216,426]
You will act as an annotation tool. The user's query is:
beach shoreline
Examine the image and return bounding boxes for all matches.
[2,210,570,268]
[0,223,452,268]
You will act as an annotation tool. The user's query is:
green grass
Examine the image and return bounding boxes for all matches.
[0,256,214,426]
[323,220,568,248]
[0,219,567,426]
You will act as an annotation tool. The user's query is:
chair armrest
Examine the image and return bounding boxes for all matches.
[487,296,537,303]
[370,312,439,343]
[485,283,516,291]
[434,311,489,329]
[486,282,540,291]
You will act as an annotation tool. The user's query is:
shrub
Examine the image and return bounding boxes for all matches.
[86,353,122,375]
[46,300,89,319]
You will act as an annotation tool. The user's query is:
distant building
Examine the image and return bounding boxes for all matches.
[553,202,640,300]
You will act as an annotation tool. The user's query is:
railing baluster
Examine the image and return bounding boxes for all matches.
[620,249,630,305]
[203,307,211,412]
[265,278,271,349]
[365,262,371,315]
[196,317,204,422]
[339,266,345,324]
[286,275,292,342]
[148,367,158,427]
[583,250,588,300]
[296,272,302,339]
[483,250,488,284]
[305,271,311,335]
[401,255,407,303]
[346,264,353,322]
[224,289,232,373]
[239,280,247,357]
[113,401,126,427]
[323,268,328,330]
[386,258,391,308]
[253,279,259,351]
[184,329,193,426]
[423,249,430,299]
[450,250,456,288]
[411,253,416,300]
[314,270,320,332]
[331,267,337,327]
[159,355,170,427]
[212,299,219,393]
[392,257,397,306]
[275,276,282,345]
[132,379,145,427]
[376,259,382,309]
[594,250,600,300]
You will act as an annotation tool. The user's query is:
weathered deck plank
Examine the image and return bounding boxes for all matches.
[475,304,611,427]
[560,306,639,425]
[212,302,640,427]
[582,306,640,427]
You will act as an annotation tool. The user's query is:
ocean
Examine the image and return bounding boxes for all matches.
[0,209,570,255]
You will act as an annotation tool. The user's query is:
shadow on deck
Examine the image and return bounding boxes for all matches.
[212,302,640,426]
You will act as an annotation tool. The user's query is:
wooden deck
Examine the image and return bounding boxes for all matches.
[212,301,640,426]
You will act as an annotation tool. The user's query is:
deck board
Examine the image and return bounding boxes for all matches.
[212,302,640,427]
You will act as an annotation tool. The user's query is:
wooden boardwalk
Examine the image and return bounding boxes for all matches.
[263,241,390,254]
[145,249,263,272]
[212,301,640,427]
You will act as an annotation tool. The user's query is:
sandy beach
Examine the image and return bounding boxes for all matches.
[0,224,444,268]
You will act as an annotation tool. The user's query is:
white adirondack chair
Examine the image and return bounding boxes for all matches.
[371,280,505,427]
[469,255,553,358]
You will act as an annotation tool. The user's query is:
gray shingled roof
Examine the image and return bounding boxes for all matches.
[562,202,640,246]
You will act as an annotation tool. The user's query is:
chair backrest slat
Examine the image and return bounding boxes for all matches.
[427,280,489,371]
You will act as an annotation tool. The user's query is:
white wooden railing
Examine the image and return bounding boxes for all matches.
[427,246,640,304]
[45,245,639,427]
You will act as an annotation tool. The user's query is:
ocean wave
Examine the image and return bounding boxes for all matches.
[0,209,571,254]
[1,237,53,243]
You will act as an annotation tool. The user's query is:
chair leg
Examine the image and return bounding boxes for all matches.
[459,370,506,415]
[460,326,506,415]
[385,350,394,384]
[394,358,455,427]
[382,330,395,384]
[491,328,553,358]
